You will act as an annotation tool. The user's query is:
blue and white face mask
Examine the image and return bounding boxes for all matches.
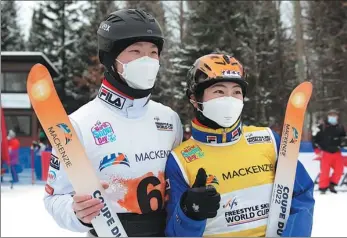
[328,116,338,125]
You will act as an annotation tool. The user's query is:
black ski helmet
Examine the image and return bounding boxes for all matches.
[98,9,164,63]
[97,9,164,97]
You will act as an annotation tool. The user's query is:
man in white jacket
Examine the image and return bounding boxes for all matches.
[44,9,182,237]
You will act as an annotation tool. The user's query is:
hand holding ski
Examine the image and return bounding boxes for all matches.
[27,64,127,237]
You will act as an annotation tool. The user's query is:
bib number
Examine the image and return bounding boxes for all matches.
[137,176,163,213]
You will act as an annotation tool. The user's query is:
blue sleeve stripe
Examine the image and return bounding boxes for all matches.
[267,128,278,160]
[171,151,190,185]
[270,129,281,154]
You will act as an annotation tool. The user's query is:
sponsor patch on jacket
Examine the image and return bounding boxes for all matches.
[50,154,60,170]
[91,121,116,145]
[207,136,217,144]
[224,199,270,227]
[135,150,171,162]
[222,70,242,78]
[99,153,130,171]
[47,170,57,184]
[45,184,54,195]
[154,116,173,131]
[98,86,126,109]
[244,130,272,145]
[222,164,274,180]
[181,145,204,163]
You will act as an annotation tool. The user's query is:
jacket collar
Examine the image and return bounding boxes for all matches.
[95,79,150,119]
[191,118,242,144]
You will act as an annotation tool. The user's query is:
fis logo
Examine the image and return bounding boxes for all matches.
[56,123,72,145]
[290,127,299,144]
[99,153,130,171]
[223,197,238,210]
[98,86,126,109]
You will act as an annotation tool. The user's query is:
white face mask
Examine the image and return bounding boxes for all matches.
[194,97,244,128]
[117,56,160,90]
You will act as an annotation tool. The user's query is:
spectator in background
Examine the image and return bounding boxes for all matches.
[39,131,52,152]
[312,110,346,194]
[31,130,51,180]
[1,108,10,180]
[7,129,20,183]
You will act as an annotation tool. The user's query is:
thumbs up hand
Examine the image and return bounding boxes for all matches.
[180,168,221,221]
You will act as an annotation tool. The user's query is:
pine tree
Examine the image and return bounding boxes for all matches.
[73,1,118,99]
[306,1,347,120]
[28,6,51,55]
[28,1,86,113]
[234,1,297,126]
[169,1,246,124]
[125,1,166,30]
[170,1,297,126]
[125,1,175,107]
[1,1,25,51]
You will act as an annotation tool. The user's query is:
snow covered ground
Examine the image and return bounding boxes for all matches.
[311,191,347,237]
[1,183,346,237]
[1,154,347,237]
[1,184,84,237]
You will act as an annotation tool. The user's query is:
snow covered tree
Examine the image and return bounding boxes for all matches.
[169,1,297,126]
[125,1,175,108]
[126,1,166,29]
[27,6,51,55]
[234,1,297,126]
[167,1,248,124]
[1,1,25,51]
[72,1,118,100]
[28,1,86,113]
[306,1,347,121]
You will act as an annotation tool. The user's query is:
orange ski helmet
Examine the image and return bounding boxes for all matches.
[186,54,248,98]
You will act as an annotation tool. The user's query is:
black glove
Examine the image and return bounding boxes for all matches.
[180,168,221,221]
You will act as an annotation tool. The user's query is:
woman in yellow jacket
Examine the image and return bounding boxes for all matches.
[165,54,315,237]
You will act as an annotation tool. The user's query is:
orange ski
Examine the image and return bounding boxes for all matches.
[266,82,313,237]
[27,64,127,237]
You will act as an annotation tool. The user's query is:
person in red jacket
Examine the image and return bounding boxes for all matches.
[1,108,10,180]
[312,110,346,193]
[7,129,20,183]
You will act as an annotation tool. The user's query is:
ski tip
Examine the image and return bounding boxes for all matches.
[289,81,313,109]
[298,81,313,90]
[27,64,53,102]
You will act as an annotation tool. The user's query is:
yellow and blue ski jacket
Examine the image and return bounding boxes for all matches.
[165,119,314,237]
